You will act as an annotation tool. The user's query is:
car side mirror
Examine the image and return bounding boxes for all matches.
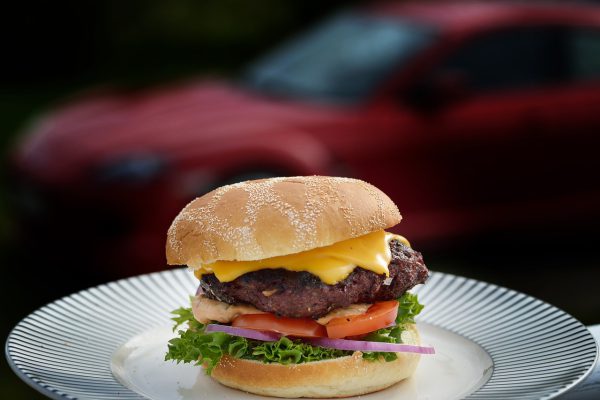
[403,71,468,113]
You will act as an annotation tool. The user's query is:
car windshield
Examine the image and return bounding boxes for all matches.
[243,13,436,104]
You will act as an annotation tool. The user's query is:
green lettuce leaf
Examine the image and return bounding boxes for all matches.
[170,305,202,331]
[396,292,424,324]
[165,292,424,372]
[252,337,349,364]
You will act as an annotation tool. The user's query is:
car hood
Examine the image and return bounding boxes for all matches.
[15,80,342,183]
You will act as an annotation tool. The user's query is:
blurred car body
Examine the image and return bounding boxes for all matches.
[11,2,600,276]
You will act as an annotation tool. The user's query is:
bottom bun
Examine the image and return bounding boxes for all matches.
[210,324,421,398]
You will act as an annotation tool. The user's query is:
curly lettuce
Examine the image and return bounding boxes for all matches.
[165,292,424,373]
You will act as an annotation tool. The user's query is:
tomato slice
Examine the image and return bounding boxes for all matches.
[232,313,327,338]
[325,300,399,339]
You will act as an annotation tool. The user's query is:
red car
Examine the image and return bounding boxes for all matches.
[11,2,600,276]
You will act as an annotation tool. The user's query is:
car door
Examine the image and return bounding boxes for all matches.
[408,25,580,233]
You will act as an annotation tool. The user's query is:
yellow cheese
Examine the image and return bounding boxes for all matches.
[194,230,409,285]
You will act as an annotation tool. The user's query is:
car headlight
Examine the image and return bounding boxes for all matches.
[96,154,167,184]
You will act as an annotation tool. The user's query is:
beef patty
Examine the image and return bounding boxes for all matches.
[199,240,429,318]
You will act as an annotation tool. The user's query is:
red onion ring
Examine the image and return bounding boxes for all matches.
[205,324,282,341]
[205,324,434,354]
[305,337,435,354]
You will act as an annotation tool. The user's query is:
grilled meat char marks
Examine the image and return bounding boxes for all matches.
[200,240,429,319]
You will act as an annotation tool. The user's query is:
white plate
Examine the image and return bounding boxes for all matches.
[6,269,598,399]
[112,323,492,400]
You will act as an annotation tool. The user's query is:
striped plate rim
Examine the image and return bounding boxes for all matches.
[5,269,598,400]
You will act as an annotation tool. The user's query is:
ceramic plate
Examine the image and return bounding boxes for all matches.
[6,269,598,399]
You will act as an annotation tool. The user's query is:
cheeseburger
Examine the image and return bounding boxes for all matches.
[165,176,432,398]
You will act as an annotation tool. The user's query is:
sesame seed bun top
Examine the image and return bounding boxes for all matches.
[166,176,401,267]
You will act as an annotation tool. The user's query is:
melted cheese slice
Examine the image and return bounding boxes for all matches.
[193,230,409,285]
